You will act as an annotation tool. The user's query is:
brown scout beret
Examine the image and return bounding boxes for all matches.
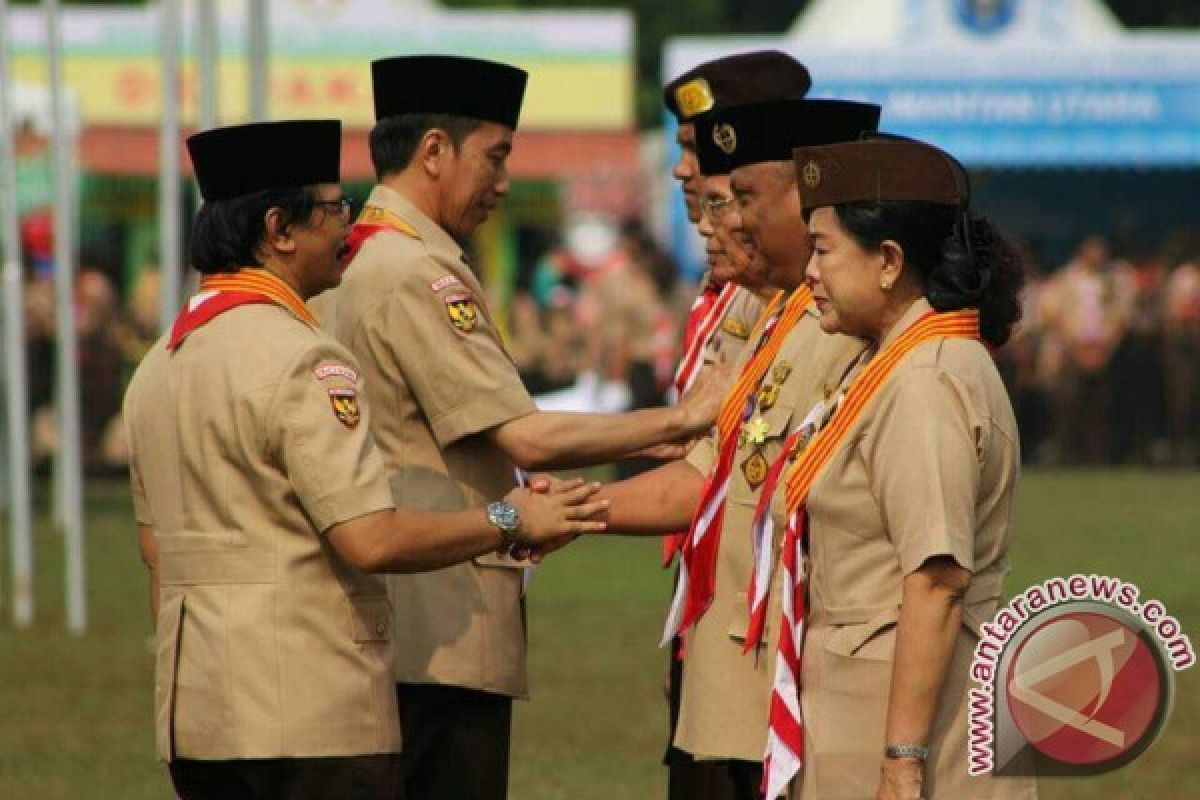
[663,50,811,122]
[695,98,881,176]
[791,136,970,211]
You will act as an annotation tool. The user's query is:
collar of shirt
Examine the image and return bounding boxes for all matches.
[363,183,487,297]
[878,295,934,352]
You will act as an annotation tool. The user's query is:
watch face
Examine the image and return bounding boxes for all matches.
[489,501,519,532]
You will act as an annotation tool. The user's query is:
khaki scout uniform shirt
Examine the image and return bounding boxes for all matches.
[786,299,1036,799]
[124,302,399,761]
[330,186,536,697]
[676,300,864,762]
[700,282,767,372]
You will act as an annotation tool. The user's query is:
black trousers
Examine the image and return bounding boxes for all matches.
[169,754,403,800]
[396,683,512,800]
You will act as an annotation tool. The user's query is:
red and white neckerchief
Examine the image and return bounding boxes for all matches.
[342,203,421,265]
[674,281,739,397]
[167,268,318,351]
[662,280,741,568]
[741,397,827,654]
[661,287,811,646]
[759,309,983,798]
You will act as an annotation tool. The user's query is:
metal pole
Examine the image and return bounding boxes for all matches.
[247,0,268,121]
[44,0,86,635]
[158,0,182,333]
[196,0,218,131]
[0,0,35,629]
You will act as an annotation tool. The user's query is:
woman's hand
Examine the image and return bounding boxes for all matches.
[876,757,924,800]
[504,478,608,547]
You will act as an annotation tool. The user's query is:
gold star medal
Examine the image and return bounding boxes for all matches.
[772,362,792,384]
[741,448,769,490]
[744,416,770,447]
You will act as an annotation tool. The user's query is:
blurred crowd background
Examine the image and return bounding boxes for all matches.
[12,210,1199,476]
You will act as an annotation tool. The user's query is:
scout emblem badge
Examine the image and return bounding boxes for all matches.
[445,292,479,333]
[328,388,360,429]
[757,383,779,413]
[741,449,769,489]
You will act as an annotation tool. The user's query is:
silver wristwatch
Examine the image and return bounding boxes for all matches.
[486,500,521,550]
[884,744,929,761]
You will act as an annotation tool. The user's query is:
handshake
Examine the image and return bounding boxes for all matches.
[498,475,611,562]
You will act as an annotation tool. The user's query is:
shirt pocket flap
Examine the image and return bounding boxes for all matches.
[821,606,900,661]
[347,595,392,643]
[726,590,765,642]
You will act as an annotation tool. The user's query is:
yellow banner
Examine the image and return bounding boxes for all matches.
[10,55,632,130]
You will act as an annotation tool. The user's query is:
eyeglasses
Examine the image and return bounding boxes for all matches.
[314,197,353,220]
[700,194,735,220]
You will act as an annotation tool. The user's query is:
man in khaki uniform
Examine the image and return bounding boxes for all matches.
[125,120,607,800]
[331,55,723,800]
[597,98,880,799]
[659,51,812,798]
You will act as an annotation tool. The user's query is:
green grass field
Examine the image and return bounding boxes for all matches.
[1,470,1197,799]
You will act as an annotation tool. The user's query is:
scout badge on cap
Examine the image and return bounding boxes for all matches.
[328,388,361,429]
[445,292,479,333]
[674,77,715,118]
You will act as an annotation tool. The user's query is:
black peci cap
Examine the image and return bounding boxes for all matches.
[694,99,882,175]
[663,50,812,122]
[187,120,342,202]
[371,55,529,129]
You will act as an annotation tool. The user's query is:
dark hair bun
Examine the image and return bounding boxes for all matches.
[930,215,1024,346]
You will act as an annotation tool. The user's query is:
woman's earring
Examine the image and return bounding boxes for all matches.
[881,280,893,291]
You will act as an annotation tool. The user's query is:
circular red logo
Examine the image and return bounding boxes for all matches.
[1005,610,1166,767]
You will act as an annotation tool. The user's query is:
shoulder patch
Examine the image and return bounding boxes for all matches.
[327,388,361,429]
[313,363,360,383]
[431,274,465,293]
[445,292,479,333]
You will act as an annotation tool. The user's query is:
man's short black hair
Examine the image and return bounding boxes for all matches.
[368,113,486,180]
[188,187,318,274]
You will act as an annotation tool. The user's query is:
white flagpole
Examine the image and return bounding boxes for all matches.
[0,0,35,628]
[159,0,182,333]
[44,0,86,635]
[196,0,218,132]
[247,0,268,121]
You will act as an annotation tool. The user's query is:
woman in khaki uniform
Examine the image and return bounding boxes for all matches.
[125,121,606,800]
[750,136,1038,799]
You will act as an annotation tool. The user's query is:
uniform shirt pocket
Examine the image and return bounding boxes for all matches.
[347,595,392,643]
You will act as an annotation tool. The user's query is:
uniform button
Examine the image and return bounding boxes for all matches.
[375,621,388,636]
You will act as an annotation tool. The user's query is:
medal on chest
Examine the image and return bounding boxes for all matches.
[741,448,769,489]
[756,383,779,413]
[743,415,770,448]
